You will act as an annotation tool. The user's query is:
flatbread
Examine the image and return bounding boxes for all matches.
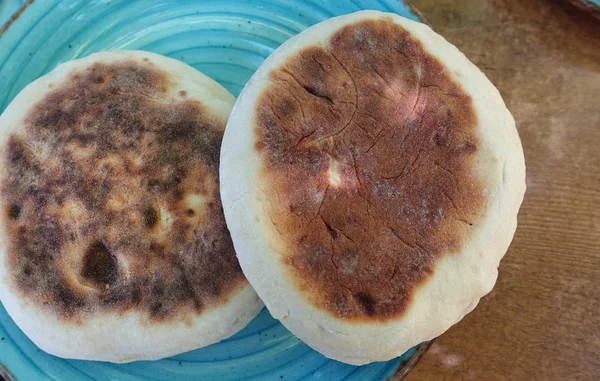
[0,50,262,362]
[220,11,526,365]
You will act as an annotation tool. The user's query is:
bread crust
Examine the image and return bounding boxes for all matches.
[221,11,525,365]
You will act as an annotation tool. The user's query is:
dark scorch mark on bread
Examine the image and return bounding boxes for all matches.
[1,60,245,323]
[255,18,486,321]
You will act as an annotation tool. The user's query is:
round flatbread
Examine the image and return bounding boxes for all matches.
[0,50,262,362]
[220,11,526,365]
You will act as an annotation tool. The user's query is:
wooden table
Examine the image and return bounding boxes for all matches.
[401,0,600,380]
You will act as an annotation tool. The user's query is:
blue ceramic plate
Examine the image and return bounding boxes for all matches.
[0,1,431,380]
[0,0,25,28]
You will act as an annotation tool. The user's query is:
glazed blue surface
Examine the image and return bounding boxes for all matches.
[0,0,25,28]
[0,1,420,380]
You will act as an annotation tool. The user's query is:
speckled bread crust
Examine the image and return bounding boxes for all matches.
[221,11,525,365]
[0,50,263,363]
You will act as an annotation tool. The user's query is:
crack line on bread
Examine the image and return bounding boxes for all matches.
[421,84,458,98]
[434,161,456,176]
[282,65,334,104]
[381,147,425,181]
[388,227,417,251]
[440,191,471,226]
[266,78,308,137]
[314,185,330,218]
[366,62,402,98]
[321,215,354,243]
[315,51,358,141]
[387,266,398,282]
[390,83,423,142]
[351,152,367,192]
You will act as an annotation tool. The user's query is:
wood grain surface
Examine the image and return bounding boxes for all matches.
[399,0,600,380]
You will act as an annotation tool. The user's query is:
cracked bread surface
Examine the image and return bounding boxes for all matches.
[221,11,525,365]
[254,17,484,322]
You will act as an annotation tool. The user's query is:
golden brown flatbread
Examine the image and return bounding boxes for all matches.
[220,11,525,365]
